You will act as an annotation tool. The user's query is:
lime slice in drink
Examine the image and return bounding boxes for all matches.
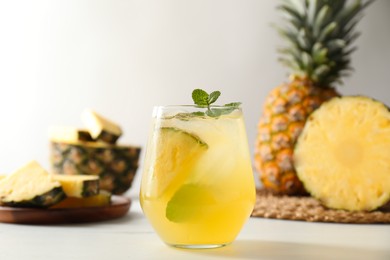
[153,127,208,197]
[166,183,216,223]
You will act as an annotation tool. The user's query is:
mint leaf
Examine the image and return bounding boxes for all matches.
[206,107,236,117]
[208,91,221,105]
[192,89,209,106]
[205,109,221,117]
[191,111,205,116]
[174,111,206,120]
[219,107,235,115]
[225,102,241,108]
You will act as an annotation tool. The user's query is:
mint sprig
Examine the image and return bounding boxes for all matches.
[191,89,241,117]
[192,89,220,107]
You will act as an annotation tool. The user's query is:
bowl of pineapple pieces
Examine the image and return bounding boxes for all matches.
[49,109,141,195]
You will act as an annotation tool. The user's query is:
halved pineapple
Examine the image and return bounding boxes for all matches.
[294,96,390,211]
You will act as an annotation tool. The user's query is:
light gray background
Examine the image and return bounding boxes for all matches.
[0,0,389,194]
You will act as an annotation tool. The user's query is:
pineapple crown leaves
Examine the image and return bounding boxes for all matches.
[275,0,374,87]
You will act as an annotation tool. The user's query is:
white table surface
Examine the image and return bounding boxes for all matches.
[1,195,389,260]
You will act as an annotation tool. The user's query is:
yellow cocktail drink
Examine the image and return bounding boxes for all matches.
[140,105,256,248]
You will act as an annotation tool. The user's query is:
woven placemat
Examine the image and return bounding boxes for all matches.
[251,189,390,224]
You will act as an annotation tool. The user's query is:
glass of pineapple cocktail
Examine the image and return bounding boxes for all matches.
[140,90,256,249]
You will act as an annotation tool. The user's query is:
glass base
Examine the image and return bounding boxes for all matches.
[169,243,229,249]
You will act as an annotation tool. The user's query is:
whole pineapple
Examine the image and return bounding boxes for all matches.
[254,0,373,195]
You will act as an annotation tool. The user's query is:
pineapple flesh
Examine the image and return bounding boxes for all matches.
[81,109,122,144]
[254,0,373,195]
[48,126,93,143]
[0,161,65,208]
[294,96,390,211]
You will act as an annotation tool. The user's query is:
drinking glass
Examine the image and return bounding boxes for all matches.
[140,105,256,249]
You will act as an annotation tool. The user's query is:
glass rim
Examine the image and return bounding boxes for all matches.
[153,105,242,109]
[152,105,243,118]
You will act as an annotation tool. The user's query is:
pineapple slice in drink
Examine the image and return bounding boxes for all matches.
[294,96,390,211]
[147,127,208,198]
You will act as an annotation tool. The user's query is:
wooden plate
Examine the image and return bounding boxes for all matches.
[0,195,131,224]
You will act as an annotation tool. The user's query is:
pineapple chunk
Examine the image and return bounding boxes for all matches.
[0,161,65,208]
[48,126,93,143]
[294,96,390,211]
[81,109,122,144]
[50,191,111,209]
[51,174,99,198]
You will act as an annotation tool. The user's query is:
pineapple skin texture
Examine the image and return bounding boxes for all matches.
[254,77,339,195]
[294,96,390,211]
[50,142,141,195]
